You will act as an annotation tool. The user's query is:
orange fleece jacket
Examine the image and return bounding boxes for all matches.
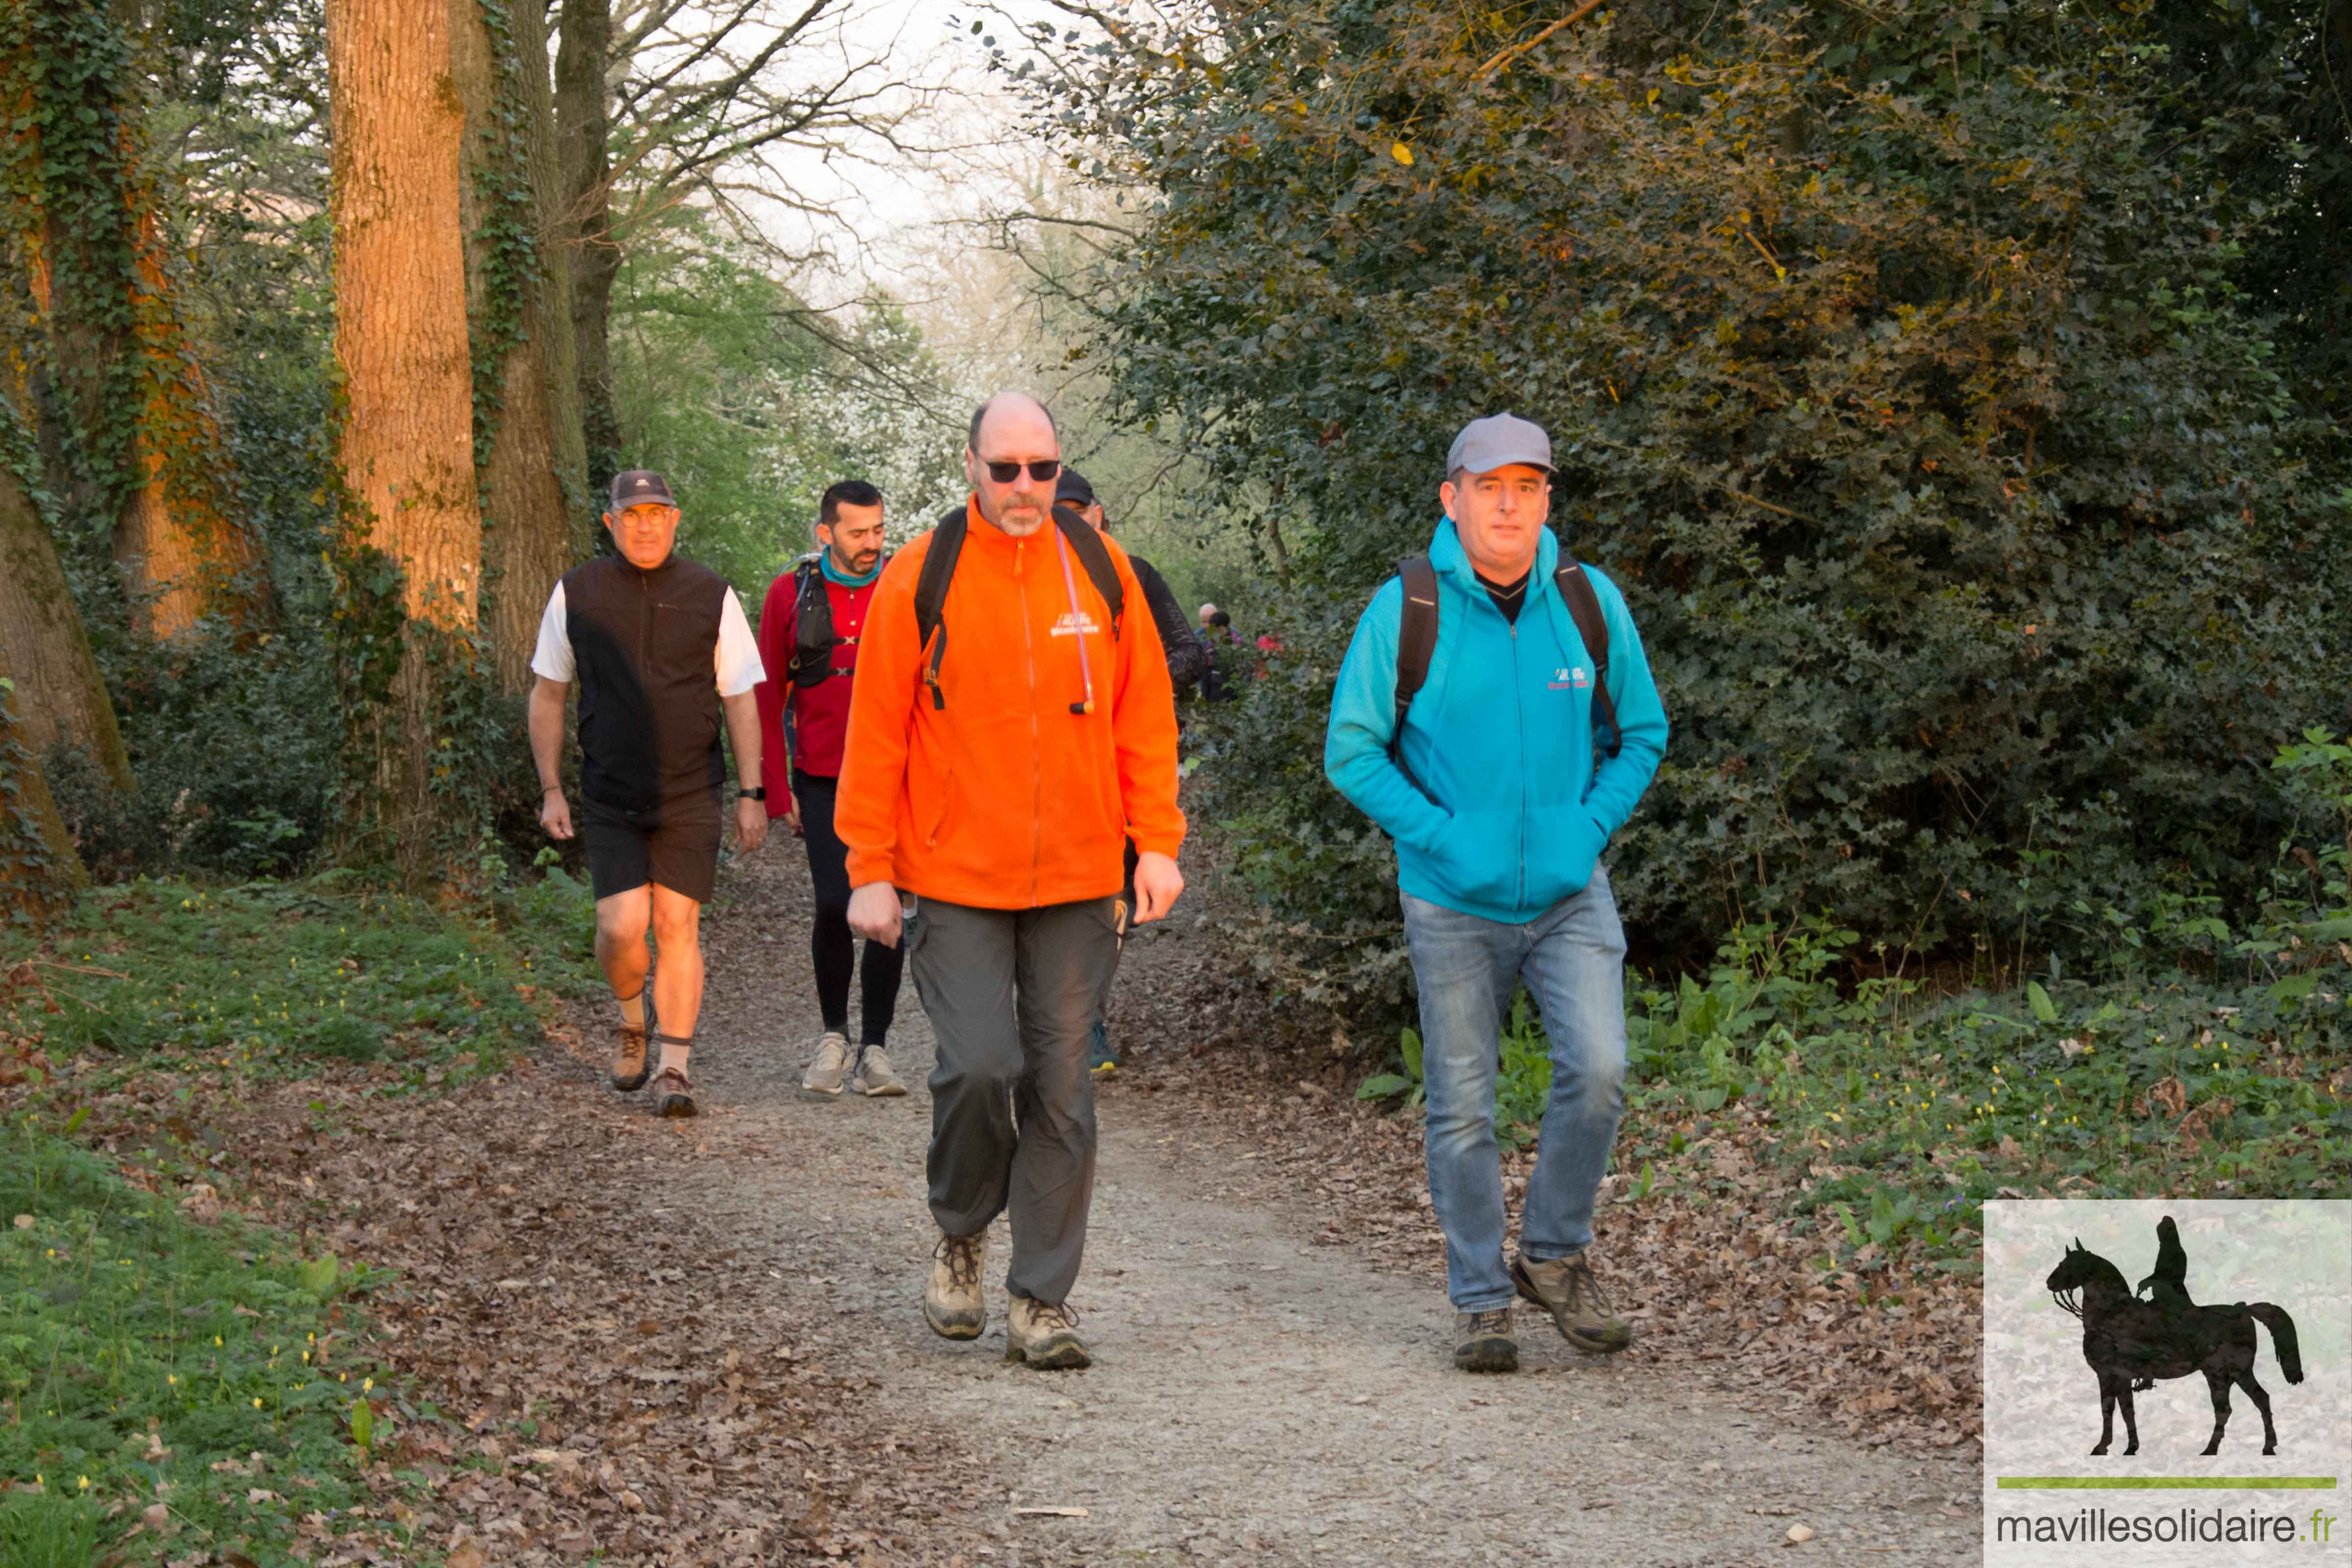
[835,497,1185,908]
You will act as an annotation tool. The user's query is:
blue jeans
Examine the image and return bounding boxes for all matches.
[1402,867,1630,1311]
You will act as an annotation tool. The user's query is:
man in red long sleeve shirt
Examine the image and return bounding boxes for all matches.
[753,481,908,1098]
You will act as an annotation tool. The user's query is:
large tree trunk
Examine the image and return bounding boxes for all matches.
[554,0,619,488]
[5,2,270,640]
[114,198,272,639]
[454,0,588,694]
[0,614,89,928]
[328,0,484,875]
[0,460,132,791]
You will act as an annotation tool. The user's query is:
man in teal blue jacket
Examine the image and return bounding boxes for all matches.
[1325,412,1668,1372]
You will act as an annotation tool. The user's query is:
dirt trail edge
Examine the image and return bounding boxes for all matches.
[650,848,1980,1566]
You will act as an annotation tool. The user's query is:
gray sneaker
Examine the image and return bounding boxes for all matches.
[850,1044,906,1097]
[802,1032,853,1096]
[1454,1306,1518,1373]
[1005,1294,1090,1370]
[925,1231,986,1340]
[1512,1251,1634,1354]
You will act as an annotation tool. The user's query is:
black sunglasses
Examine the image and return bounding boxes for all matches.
[981,459,1061,484]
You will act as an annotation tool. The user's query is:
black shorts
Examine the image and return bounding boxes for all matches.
[580,794,723,904]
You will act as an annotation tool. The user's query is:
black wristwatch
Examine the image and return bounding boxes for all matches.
[738,785,766,801]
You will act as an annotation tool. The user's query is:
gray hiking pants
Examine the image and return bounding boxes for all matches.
[906,894,1119,1304]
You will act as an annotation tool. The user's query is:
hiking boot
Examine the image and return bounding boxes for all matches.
[1454,1307,1519,1373]
[1005,1294,1090,1371]
[612,1023,651,1092]
[1513,1250,1634,1354]
[653,1066,696,1118]
[850,1044,906,1097]
[802,1032,853,1096]
[1086,1020,1118,1077]
[925,1231,986,1340]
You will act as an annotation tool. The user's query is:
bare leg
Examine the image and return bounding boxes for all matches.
[595,887,653,1002]
[648,885,704,1040]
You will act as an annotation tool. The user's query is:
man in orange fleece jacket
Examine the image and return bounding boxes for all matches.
[838,392,1184,1371]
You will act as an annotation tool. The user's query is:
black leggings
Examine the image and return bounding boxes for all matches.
[796,769,904,1045]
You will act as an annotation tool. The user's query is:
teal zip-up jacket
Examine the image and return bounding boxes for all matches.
[1324,518,1668,924]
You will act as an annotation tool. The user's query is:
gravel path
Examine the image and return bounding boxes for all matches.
[644,846,1981,1565]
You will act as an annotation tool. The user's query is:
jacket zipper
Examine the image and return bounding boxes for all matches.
[1510,616,1527,912]
[1016,539,1042,904]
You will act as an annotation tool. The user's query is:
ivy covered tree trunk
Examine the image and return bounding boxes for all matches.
[0,644,88,931]
[328,0,485,878]
[0,459,131,791]
[455,0,588,695]
[0,0,271,641]
[554,0,619,488]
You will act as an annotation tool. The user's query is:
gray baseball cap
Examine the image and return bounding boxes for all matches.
[608,469,676,510]
[1445,412,1554,477]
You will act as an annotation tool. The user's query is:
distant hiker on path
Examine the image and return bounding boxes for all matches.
[836,393,1185,1371]
[1197,603,1243,701]
[1324,413,1668,1372]
[753,481,909,1100]
[1055,466,1208,1076]
[531,469,770,1119]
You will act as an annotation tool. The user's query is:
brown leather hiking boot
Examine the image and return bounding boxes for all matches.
[1453,1307,1518,1372]
[612,1024,651,1092]
[652,1065,696,1118]
[925,1232,986,1340]
[1513,1251,1634,1354]
[1005,1294,1090,1370]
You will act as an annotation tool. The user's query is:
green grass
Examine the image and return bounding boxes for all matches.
[0,1115,392,1564]
[5,868,599,1092]
[0,866,600,1563]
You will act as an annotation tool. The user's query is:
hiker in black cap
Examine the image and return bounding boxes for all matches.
[1053,468,1208,1075]
[528,469,770,1116]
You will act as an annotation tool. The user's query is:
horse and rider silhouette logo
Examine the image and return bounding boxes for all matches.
[2045,1216,2305,1457]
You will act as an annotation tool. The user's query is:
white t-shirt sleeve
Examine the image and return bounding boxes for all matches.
[529,582,574,683]
[715,589,765,696]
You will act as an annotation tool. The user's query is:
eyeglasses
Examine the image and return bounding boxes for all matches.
[981,459,1061,485]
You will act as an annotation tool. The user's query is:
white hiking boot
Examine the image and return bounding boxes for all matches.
[802,1032,853,1096]
[926,1231,987,1340]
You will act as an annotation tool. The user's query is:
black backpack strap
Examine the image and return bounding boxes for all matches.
[1553,559,1622,760]
[1392,555,1440,759]
[1052,503,1125,637]
[913,507,967,710]
[788,559,836,688]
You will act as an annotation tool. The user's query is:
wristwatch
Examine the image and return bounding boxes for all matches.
[738,785,767,800]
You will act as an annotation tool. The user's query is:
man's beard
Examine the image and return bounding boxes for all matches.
[836,547,880,575]
[991,495,1048,535]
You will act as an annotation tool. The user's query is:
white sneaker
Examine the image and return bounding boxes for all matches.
[802,1032,853,1095]
[851,1044,906,1097]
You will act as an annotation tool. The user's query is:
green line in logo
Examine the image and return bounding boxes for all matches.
[1997,1477,2338,1490]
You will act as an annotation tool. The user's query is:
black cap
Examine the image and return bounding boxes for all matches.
[609,469,676,510]
[1054,468,1095,508]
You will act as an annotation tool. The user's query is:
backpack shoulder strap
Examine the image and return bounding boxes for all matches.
[1553,559,1622,760]
[913,507,967,710]
[1392,555,1440,754]
[1053,504,1125,637]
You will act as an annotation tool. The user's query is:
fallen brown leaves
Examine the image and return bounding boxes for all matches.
[32,1048,1006,1566]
